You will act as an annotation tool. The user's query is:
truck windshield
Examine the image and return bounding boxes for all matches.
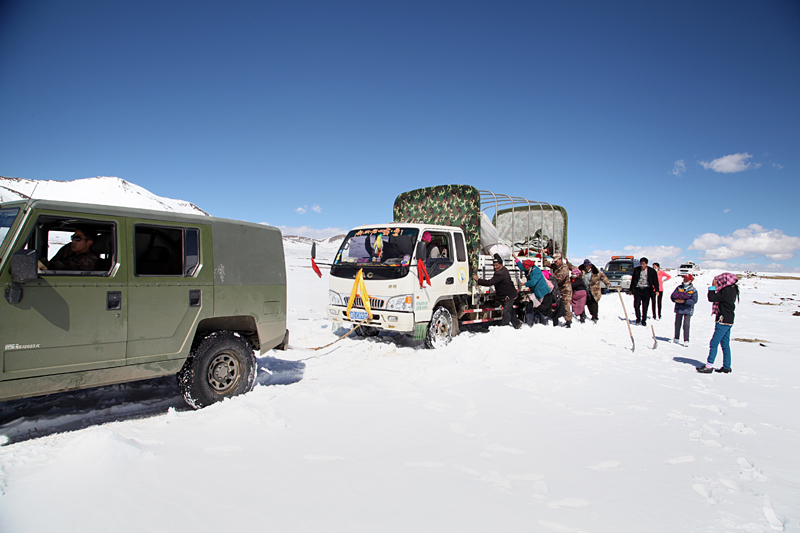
[335,227,419,267]
[0,207,20,250]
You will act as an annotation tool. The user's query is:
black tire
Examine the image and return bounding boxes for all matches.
[425,306,453,349]
[354,325,380,337]
[177,331,257,409]
[275,329,290,351]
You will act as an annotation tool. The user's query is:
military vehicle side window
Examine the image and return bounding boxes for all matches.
[185,228,200,276]
[31,217,116,276]
[134,225,200,277]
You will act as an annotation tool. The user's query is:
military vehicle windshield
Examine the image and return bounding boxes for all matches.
[0,207,20,250]
[335,227,418,267]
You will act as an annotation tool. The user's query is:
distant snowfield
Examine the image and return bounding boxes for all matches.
[1,181,799,532]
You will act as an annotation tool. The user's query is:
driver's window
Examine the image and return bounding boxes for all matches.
[33,217,116,276]
[425,232,452,278]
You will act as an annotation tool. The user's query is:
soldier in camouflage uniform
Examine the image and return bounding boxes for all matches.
[582,259,610,323]
[46,227,99,271]
[548,252,573,327]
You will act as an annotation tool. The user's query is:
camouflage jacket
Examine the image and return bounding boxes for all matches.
[587,268,610,301]
[550,262,572,294]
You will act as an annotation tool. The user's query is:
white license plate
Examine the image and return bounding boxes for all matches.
[349,310,368,321]
[610,281,619,286]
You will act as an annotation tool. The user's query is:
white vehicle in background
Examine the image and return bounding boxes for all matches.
[677,261,701,277]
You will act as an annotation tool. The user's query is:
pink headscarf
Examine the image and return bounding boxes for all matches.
[711,272,738,316]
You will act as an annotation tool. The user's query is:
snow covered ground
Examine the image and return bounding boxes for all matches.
[2,235,800,532]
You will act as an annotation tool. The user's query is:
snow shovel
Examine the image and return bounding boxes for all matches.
[617,288,635,352]
[651,325,658,350]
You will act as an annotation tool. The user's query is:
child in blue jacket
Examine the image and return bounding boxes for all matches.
[670,274,698,345]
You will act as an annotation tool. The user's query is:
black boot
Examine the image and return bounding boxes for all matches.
[565,321,571,328]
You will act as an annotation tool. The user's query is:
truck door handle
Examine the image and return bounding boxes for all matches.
[107,291,122,311]
[446,277,454,285]
[190,289,201,307]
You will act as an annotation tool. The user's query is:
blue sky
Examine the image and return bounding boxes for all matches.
[2,0,799,270]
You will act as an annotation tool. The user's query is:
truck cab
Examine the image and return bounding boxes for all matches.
[327,223,470,348]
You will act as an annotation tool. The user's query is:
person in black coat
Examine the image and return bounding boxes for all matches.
[473,254,521,328]
[697,273,740,374]
[629,257,658,326]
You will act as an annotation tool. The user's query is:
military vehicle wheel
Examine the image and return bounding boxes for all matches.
[177,332,257,409]
[354,325,380,337]
[425,306,453,349]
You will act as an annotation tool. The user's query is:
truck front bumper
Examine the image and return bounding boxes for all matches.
[327,305,416,333]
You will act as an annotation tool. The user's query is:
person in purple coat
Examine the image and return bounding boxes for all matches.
[670,274,698,345]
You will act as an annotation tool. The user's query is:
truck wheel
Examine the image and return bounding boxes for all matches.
[177,332,257,409]
[425,306,453,349]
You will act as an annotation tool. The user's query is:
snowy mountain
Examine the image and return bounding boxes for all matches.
[0,176,208,215]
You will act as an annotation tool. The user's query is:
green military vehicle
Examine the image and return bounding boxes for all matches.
[0,199,287,408]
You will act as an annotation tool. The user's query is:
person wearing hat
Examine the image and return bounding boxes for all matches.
[421,231,441,258]
[473,254,522,329]
[547,252,573,327]
[581,259,611,323]
[670,273,698,345]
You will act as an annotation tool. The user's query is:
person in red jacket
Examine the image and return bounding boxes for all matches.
[651,262,672,320]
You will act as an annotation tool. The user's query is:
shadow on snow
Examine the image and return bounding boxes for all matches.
[0,353,304,445]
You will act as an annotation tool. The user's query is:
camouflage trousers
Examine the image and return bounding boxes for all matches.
[560,286,573,322]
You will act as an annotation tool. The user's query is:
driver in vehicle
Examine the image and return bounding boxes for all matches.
[40,227,99,271]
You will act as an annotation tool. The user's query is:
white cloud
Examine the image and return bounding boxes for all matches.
[296,206,307,214]
[689,224,800,261]
[671,160,686,176]
[276,225,348,239]
[773,162,784,170]
[312,204,322,213]
[698,153,760,173]
[582,245,683,267]
[723,208,731,213]
[698,260,800,274]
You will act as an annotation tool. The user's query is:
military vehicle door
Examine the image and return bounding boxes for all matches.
[126,221,210,364]
[1,212,127,379]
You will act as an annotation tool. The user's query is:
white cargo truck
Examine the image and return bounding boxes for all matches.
[325,185,568,348]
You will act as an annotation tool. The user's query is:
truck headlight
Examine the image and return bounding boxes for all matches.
[329,290,344,306]
[386,294,413,312]
[622,275,632,280]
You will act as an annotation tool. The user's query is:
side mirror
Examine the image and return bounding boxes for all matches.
[311,242,317,259]
[416,242,427,261]
[11,250,38,283]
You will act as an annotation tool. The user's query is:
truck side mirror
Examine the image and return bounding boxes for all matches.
[11,250,38,283]
[416,242,427,261]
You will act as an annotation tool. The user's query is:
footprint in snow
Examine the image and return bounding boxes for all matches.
[546,498,592,509]
[665,456,695,464]
[587,460,620,470]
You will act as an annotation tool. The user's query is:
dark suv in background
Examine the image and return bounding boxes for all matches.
[602,255,638,293]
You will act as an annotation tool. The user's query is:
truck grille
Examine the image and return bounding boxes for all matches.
[351,296,385,309]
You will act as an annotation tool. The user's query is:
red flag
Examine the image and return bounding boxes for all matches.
[417,259,431,288]
[311,257,322,278]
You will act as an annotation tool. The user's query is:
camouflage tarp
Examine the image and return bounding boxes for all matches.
[492,204,568,256]
[393,185,482,274]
